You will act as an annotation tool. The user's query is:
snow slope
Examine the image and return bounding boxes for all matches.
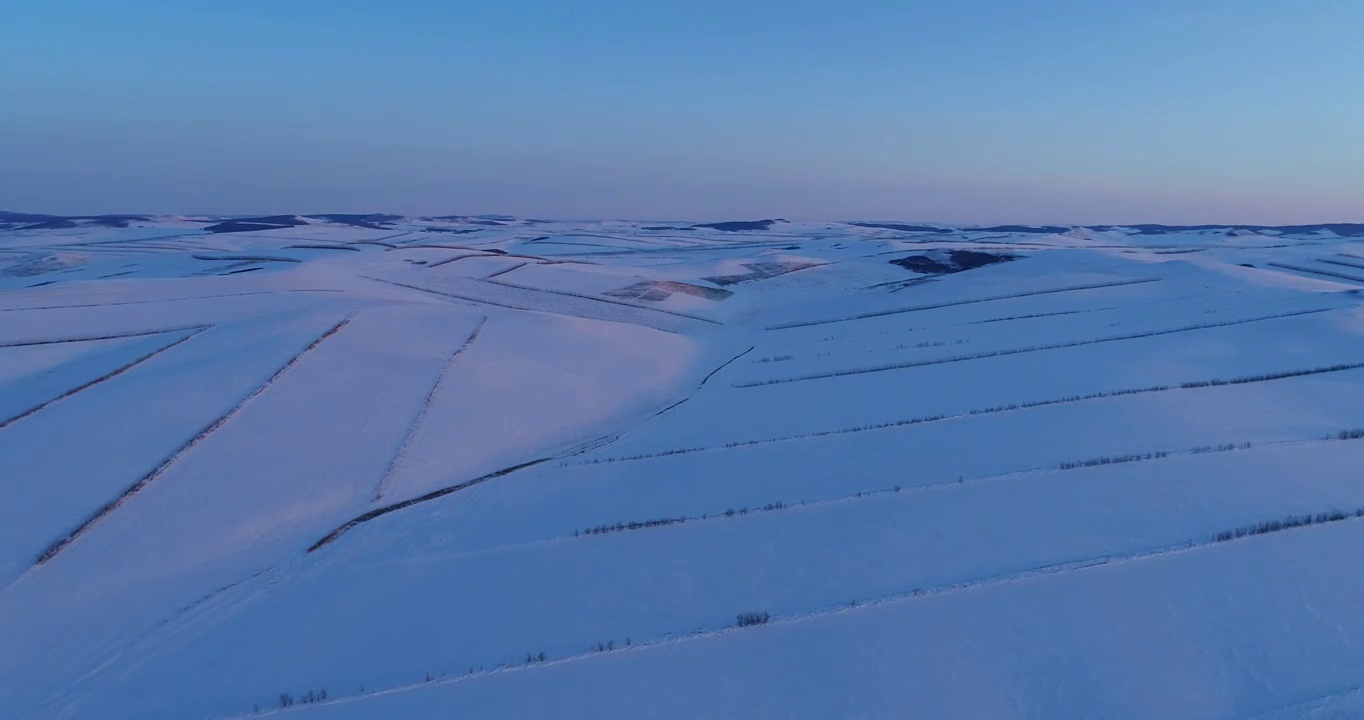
[3,215,1364,719]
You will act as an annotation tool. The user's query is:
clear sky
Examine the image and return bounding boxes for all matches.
[3,1,1362,223]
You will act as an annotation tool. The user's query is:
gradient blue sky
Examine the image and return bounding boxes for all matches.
[3,1,1362,223]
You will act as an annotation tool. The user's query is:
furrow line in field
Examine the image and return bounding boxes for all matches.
[482,278,723,324]
[1267,262,1364,284]
[371,317,489,501]
[0,289,343,313]
[0,324,207,349]
[0,327,210,429]
[33,315,355,566]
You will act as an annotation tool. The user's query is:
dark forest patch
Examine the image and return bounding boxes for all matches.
[204,216,308,233]
[850,222,955,233]
[971,225,1070,234]
[694,219,786,232]
[891,250,1015,275]
[304,214,403,230]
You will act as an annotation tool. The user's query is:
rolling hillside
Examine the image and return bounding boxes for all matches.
[3,215,1364,719]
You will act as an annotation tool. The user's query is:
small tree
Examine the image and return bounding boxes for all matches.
[736,611,771,627]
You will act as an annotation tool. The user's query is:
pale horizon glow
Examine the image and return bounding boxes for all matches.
[3,1,1363,224]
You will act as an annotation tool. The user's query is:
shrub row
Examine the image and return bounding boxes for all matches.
[741,306,1331,386]
[767,277,1161,329]
[575,503,791,538]
[580,363,1364,465]
[277,689,326,708]
[1214,508,1364,543]
[1059,451,1171,471]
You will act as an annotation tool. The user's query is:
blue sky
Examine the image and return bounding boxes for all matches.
[3,1,1362,223]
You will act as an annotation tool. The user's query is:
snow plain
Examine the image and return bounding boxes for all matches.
[4,215,1364,719]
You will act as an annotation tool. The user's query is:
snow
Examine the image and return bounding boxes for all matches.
[4,216,1364,719]
[376,310,699,503]
[271,519,1364,720]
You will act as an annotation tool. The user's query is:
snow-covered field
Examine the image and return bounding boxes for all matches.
[4,213,1364,719]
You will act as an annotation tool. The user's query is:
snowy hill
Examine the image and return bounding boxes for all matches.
[4,215,1364,719]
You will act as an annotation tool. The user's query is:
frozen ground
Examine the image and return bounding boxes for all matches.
[4,214,1364,719]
